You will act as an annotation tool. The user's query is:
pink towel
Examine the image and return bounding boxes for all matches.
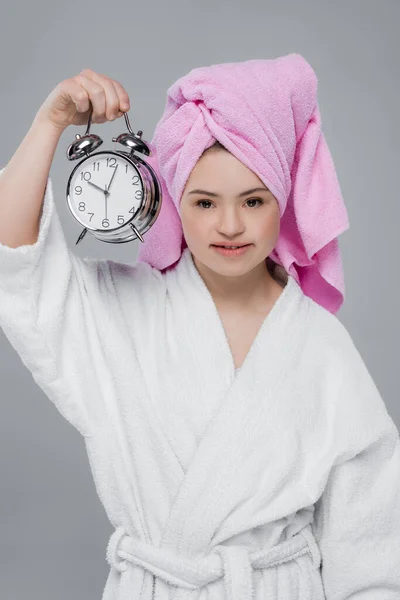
[137,53,349,314]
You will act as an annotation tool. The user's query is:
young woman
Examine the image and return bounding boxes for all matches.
[0,59,399,600]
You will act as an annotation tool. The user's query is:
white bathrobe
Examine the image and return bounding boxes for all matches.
[1,170,400,600]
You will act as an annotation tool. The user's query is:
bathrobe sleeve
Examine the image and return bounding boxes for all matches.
[311,323,400,599]
[0,167,109,438]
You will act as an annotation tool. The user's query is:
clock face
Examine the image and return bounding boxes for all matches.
[67,152,144,231]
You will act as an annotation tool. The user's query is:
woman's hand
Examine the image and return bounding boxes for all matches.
[33,68,131,134]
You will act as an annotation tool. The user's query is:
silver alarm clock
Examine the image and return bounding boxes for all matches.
[66,107,162,245]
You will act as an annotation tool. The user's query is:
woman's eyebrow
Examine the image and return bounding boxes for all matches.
[188,187,269,197]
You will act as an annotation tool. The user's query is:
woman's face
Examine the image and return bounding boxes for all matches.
[179,149,281,279]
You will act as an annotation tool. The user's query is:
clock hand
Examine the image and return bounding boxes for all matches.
[107,164,119,193]
[104,186,108,221]
[87,180,106,193]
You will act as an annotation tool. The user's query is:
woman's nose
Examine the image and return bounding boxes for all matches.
[216,210,245,235]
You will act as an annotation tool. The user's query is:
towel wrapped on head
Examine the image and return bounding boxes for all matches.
[138,52,350,315]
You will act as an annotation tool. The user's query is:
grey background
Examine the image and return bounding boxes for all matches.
[0,0,399,598]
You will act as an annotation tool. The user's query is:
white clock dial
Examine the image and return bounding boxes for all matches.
[68,153,144,231]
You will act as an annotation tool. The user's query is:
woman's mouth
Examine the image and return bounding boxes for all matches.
[211,244,252,256]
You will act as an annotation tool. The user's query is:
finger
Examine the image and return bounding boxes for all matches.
[81,69,130,114]
[105,78,128,118]
[57,78,90,113]
[79,69,124,120]
[110,78,131,112]
[75,74,107,123]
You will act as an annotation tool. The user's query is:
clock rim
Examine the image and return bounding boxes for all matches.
[66,150,145,233]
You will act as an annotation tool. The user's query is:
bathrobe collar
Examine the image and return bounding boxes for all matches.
[159,247,312,552]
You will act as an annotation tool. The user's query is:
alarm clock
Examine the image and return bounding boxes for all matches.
[66,107,162,245]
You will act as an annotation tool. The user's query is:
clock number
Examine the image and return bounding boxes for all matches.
[78,202,86,212]
[102,218,110,228]
[88,213,94,222]
[129,206,135,214]
[75,186,83,195]
[117,215,124,224]
[81,171,91,181]
[106,157,117,168]
[92,161,100,171]
[135,190,143,200]
[132,175,140,185]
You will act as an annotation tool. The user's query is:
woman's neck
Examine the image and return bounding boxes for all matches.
[193,254,286,310]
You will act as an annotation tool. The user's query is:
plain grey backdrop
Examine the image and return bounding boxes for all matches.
[0,0,399,598]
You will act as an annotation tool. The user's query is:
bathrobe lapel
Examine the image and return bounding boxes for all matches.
[158,249,311,554]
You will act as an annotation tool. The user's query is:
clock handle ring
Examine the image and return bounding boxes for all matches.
[85,103,134,136]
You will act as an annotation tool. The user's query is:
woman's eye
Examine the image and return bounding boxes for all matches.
[246,198,264,208]
[196,200,212,209]
[195,198,264,209]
